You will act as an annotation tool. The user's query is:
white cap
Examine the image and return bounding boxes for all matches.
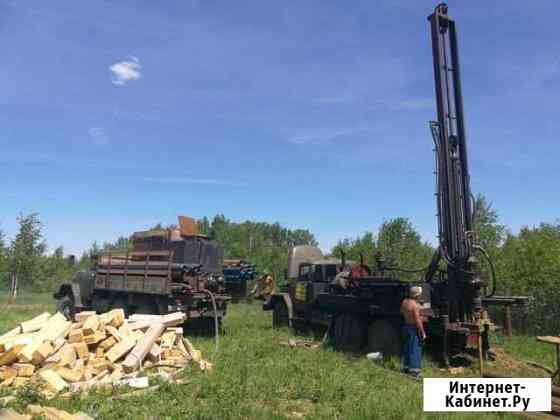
[410,286,422,298]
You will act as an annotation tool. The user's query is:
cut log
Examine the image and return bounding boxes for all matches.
[30,341,55,365]
[83,331,106,345]
[82,315,100,336]
[0,333,36,352]
[0,367,17,381]
[146,343,161,363]
[75,311,96,323]
[105,334,138,363]
[183,338,201,362]
[95,347,104,358]
[39,370,68,392]
[100,309,125,328]
[0,327,23,343]
[68,329,84,344]
[159,331,176,348]
[128,321,151,332]
[122,323,165,373]
[12,363,34,377]
[0,344,25,366]
[20,312,51,333]
[162,313,186,327]
[58,344,77,368]
[98,336,117,351]
[72,342,89,360]
[57,367,83,383]
[105,326,122,342]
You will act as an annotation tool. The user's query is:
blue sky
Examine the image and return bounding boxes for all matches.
[0,0,558,256]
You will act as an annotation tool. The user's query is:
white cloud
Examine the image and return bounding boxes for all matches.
[88,127,109,145]
[109,56,142,86]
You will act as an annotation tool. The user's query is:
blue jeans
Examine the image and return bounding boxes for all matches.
[402,324,422,373]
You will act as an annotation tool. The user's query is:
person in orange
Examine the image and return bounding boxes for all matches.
[400,286,426,378]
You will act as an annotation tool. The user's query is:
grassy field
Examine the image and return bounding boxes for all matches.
[0,293,555,419]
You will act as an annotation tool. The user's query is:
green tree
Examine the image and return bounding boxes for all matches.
[8,213,47,288]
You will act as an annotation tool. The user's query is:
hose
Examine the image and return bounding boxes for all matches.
[473,245,497,297]
[202,289,220,352]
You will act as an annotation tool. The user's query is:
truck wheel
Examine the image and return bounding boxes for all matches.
[56,296,75,321]
[272,300,289,328]
[333,314,364,352]
[367,320,401,357]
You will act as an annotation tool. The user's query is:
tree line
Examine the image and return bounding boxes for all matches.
[1,200,558,333]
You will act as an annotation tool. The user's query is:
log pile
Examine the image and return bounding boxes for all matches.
[0,310,211,397]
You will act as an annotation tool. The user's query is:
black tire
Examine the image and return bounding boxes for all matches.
[56,296,75,321]
[272,300,289,328]
[332,314,365,352]
[367,319,401,357]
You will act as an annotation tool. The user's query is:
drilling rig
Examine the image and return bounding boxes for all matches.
[264,3,527,364]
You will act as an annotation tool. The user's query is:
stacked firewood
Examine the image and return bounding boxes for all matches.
[0,310,210,396]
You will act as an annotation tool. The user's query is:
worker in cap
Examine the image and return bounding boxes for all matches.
[400,285,426,378]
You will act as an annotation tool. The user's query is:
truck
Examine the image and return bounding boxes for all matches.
[222,259,257,302]
[54,216,231,331]
[264,4,527,363]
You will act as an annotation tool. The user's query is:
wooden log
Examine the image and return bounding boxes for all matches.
[95,347,104,358]
[12,363,34,377]
[39,370,68,392]
[57,367,83,383]
[0,327,23,343]
[128,321,151,332]
[122,323,165,373]
[31,341,55,365]
[20,312,51,334]
[146,343,161,363]
[162,313,186,327]
[82,315,100,336]
[75,311,96,323]
[98,336,116,350]
[58,344,77,368]
[0,367,17,381]
[68,329,84,344]
[183,338,201,362]
[73,342,89,360]
[105,326,122,342]
[83,331,106,345]
[0,344,25,366]
[159,331,176,348]
[0,333,37,352]
[18,315,70,363]
[105,335,138,363]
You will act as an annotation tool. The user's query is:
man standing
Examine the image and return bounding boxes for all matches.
[400,286,426,378]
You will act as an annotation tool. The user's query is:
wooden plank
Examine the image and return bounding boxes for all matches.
[20,312,51,333]
[98,336,116,350]
[0,344,25,366]
[105,335,138,363]
[106,326,122,342]
[72,342,89,360]
[146,343,161,363]
[57,367,83,383]
[0,327,23,343]
[75,311,96,323]
[122,323,165,373]
[12,363,34,377]
[83,331,106,345]
[58,344,77,368]
[82,315,100,336]
[68,329,84,344]
[39,370,68,392]
[537,336,560,345]
[129,321,151,332]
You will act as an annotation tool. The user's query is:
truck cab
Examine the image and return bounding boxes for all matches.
[263,246,343,330]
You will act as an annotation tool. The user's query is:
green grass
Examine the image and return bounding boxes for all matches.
[0,293,555,419]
